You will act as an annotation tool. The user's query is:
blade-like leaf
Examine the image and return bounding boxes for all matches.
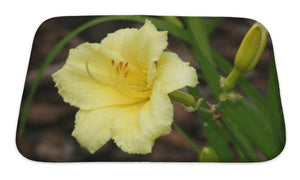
[222,99,282,159]
[185,17,220,98]
[207,17,223,36]
[198,111,234,162]
[267,54,286,147]
[219,116,259,161]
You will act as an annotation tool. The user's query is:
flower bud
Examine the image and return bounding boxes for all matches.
[199,146,219,162]
[234,22,268,74]
[222,22,268,92]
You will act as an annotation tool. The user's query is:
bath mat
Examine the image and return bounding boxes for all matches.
[16,16,285,162]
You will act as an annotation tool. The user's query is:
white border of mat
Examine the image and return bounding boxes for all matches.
[1,1,299,180]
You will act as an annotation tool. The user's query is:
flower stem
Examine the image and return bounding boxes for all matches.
[222,68,242,92]
[172,122,201,155]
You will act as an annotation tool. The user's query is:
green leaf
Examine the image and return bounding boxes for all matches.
[161,16,184,28]
[184,17,214,65]
[222,99,281,159]
[219,116,259,161]
[198,110,234,162]
[212,50,284,159]
[207,17,223,36]
[267,55,286,148]
[185,17,220,98]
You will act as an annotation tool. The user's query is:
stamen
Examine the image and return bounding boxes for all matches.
[116,64,120,73]
[119,62,123,70]
[85,61,115,86]
[86,62,103,84]
[124,62,129,69]
[111,60,115,66]
[124,70,129,78]
[85,60,151,99]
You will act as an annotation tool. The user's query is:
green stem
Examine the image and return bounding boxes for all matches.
[222,68,242,92]
[172,122,201,155]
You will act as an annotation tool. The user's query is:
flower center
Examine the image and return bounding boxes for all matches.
[86,60,152,99]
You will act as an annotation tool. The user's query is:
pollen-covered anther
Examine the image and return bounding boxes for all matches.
[124,62,129,69]
[116,64,120,73]
[124,70,129,78]
[119,62,123,69]
[111,59,115,66]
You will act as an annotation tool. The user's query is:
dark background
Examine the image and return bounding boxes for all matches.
[16,16,273,162]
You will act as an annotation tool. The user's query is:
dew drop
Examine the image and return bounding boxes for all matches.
[177,63,183,68]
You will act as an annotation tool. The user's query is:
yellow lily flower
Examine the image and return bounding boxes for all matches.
[52,20,198,154]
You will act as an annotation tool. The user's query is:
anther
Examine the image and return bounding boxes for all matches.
[119,62,123,69]
[116,64,120,73]
[111,60,115,66]
[124,70,129,78]
[124,62,128,69]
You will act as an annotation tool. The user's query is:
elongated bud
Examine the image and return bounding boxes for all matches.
[234,22,268,73]
[199,146,219,162]
[222,22,268,92]
[168,90,203,112]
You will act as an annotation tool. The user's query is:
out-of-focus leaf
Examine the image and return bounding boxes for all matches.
[161,16,184,28]
[184,17,214,65]
[222,99,282,159]
[267,54,286,147]
[219,116,259,161]
[207,17,223,36]
[199,111,234,162]
[185,17,220,98]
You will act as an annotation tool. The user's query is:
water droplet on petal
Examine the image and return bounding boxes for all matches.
[177,63,183,68]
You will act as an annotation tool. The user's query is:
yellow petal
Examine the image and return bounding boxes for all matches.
[101,20,168,87]
[111,102,154,154]
[156,51,198,93]
[72,107,117,153]
[136,20,168,86]
[52,42,146,110]
[100,28,138,66]
[139,82,174,139]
